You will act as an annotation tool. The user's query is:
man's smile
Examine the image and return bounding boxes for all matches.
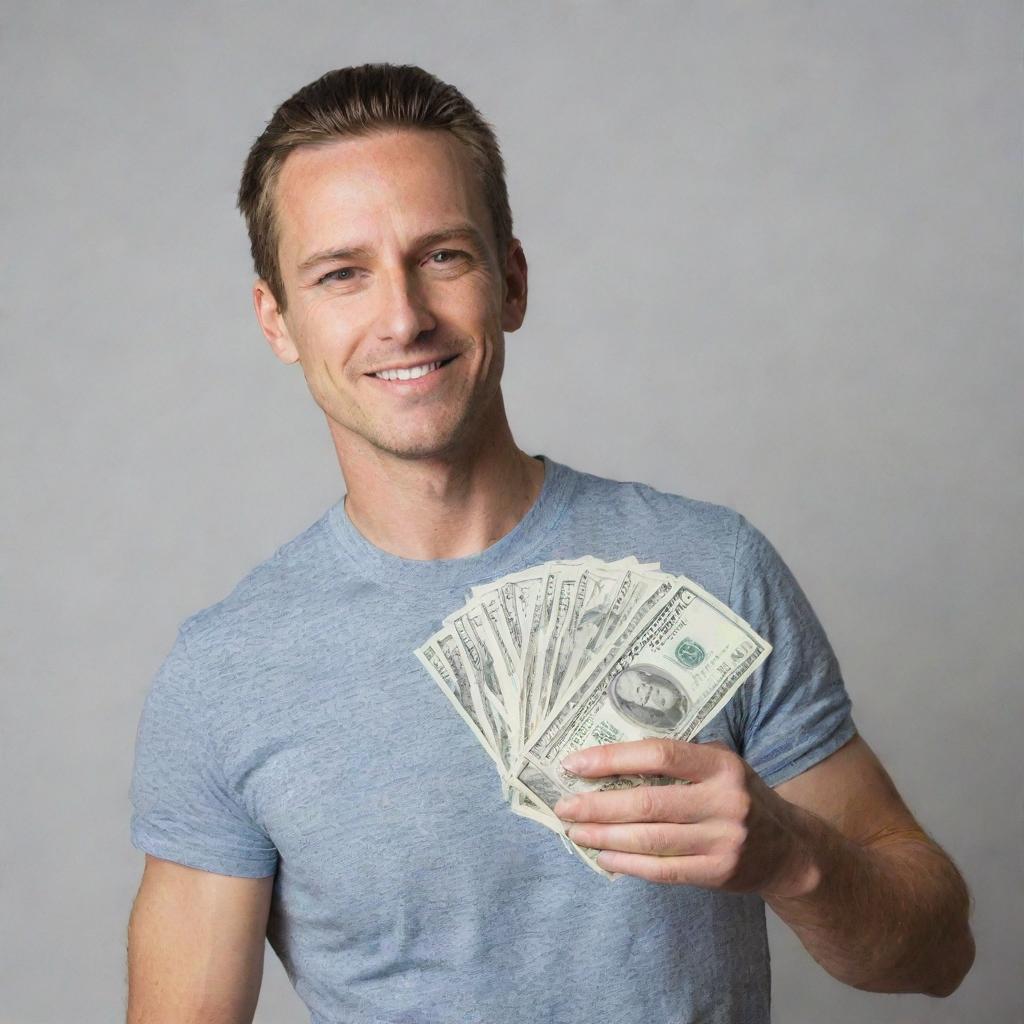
[365,354,459,386]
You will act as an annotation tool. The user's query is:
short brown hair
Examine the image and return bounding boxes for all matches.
[236,63,514,313]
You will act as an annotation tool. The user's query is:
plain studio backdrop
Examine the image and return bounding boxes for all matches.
[2,2,1020,1022]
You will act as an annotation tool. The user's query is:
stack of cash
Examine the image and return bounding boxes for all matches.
[414,556,772,876]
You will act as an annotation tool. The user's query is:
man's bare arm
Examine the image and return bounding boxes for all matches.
[554,734,974,997]
[766,734,974,996]
[126,854,275,1023]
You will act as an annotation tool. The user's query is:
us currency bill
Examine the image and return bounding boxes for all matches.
[413,556,772,878]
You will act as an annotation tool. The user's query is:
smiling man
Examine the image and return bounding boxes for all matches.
[254,123,542,547]
[126,64,974,1024]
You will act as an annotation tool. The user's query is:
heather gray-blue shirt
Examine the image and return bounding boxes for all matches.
[130,455,856,1024]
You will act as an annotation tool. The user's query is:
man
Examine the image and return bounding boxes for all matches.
[126,63,974,1022]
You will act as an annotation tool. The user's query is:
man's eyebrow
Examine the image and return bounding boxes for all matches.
[297,224,489,273]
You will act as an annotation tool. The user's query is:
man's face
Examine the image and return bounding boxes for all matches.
[254,129,526,461]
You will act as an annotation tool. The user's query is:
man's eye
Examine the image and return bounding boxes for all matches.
[429,250,466,265]
[319,267,356,284]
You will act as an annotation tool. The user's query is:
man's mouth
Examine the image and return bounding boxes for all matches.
[368,355,458,381]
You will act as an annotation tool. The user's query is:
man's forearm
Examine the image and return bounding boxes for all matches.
[765,805,975,997]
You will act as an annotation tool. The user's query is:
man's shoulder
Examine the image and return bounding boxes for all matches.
[564,460,744,562]
[178,505,343,656]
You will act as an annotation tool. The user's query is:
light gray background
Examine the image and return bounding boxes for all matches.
[3,2,1020,1022]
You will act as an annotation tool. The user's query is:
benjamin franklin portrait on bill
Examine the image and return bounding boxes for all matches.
[608,664,690,733]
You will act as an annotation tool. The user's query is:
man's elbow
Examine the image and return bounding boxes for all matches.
[851,878,977,999]
[883,837,976,998]
[921,861,976,998]
[841,922,974,999]
[920,922,975,998]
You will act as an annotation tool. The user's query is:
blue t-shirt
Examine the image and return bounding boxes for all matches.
[130,454,855,1024]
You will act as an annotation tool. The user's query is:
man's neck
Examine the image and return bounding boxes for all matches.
[335,427,546,562]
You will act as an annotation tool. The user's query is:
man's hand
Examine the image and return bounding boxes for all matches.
[554,734,974,998]
[553,738,815,897]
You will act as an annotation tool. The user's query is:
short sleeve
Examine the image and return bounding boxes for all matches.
[727,513,857,788]
[129,628,279,877]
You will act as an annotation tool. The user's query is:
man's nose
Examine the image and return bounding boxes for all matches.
[374,268,437,345]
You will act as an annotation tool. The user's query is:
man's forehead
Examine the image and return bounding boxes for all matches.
[274,130,489,261]
[279,128,466,187]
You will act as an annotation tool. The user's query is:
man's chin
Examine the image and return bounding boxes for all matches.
[327,397,496,462]
[360,424,470,461]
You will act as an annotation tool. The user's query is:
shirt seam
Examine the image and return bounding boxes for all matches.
[130,822,278,869]
[727,509,745,609]
[757,714,858,789]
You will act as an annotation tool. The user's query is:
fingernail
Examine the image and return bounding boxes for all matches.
[561,751,588,772]
[553,796,580,820]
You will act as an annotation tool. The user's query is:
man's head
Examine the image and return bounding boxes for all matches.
[238,64,514,316]
[237,64,527,462]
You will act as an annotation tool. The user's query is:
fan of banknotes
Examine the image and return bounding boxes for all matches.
[414,556,772,877]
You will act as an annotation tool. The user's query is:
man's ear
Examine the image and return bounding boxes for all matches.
[500,238,528,333]
[253,279,300,364]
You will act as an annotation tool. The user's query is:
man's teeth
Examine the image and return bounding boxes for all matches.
[373,360,444,381]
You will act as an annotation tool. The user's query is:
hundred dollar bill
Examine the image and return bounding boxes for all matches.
[562,566,671,686]
[415,637,500,767]
[515,579,771,816]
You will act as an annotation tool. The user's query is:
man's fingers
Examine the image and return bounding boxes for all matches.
[560,737,725,782]
[554,781,710,824]
[567,821,729,857]
[594,851,735,887]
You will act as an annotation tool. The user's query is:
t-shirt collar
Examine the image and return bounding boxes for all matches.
[326,453,577,588]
